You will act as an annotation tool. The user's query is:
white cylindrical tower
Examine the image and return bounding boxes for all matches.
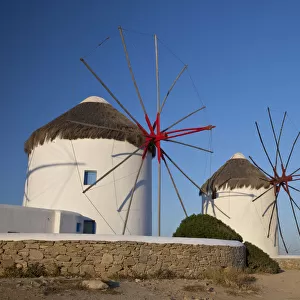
[201,153,278,257]
[23,96,152,236]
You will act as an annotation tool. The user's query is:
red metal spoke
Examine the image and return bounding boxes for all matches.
[165,126,215,140]
[166,126,214,134]
[139,109,214,164]
[145,114,155,135]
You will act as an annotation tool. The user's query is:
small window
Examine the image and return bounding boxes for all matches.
[76,222,81,233]
[84,170,97,185]
[83,220,96,234]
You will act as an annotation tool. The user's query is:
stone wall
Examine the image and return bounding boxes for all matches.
[0,240,245,278]
[274,256,300,270]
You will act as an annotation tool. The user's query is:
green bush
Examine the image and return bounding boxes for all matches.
[173,214,280,274]
[3,263,47,278]
[244,242,280,274]
[173,214,243,242]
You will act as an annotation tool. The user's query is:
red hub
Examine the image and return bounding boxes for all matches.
[135,113,215,162]
[270,165,293,194]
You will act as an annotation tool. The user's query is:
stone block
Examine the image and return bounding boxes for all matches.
[80,264,96,276]
[132,263,146,274]
[71,256,85,264]
[124,257,135,267]
[1,259,14,268]
[18,250,29,258]
[3,242,25,251]
[25,243,40,249]
[45,246,66,257]
[29,249,43,260]
[67,266,80,274]
[107,264,123,274]
[101,253,113,266]
[56,255,71,262]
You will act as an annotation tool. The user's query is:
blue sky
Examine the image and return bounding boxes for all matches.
[1,0,300,253]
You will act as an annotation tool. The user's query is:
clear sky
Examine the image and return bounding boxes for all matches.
[1,0,300,254]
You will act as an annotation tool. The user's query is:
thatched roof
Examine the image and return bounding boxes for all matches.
[24,96,145,154]
[201,153,271,194]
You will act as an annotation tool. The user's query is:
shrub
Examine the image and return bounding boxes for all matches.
[3,263,47,278]
[173,214,243,242]
[173,214,280,274]
[3,264,24,278]
[201,267,258,291]
[25,263,47,277]
[244,241,280,274]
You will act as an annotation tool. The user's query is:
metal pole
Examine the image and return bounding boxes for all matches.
[160,65,188,114]
[122,158,145,235]
[118,26,147,115]
[249,156,273,178]
[267,107,285,167]
[83,147,142,193]
[165,139,213,153]
[68,120,126,133]
[155,34,161,237]
[162,156,188,217]
[162,106,206,132]
[252,186,274,202]
[80,58,140,126]
[275,200,288,253]
[286,131,300,169]
[162,148,206,194]
[255,121,275,170]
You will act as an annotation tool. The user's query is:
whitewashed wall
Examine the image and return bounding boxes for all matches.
[202,186,278,257]
[0,205,85,234]
[23,138,152,236]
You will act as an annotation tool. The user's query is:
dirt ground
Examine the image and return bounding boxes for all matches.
[0,270,299,300]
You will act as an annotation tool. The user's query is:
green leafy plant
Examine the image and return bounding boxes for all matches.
[173,214,243,242]
[173,214,280,274]
[244,241,280,274]
[3,263,48,278]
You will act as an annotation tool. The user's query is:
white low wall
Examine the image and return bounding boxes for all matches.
[0,205,88,234]
[0,233,243,247]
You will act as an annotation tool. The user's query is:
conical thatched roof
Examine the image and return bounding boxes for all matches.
[24,96,145,154]
[201,153,271,194]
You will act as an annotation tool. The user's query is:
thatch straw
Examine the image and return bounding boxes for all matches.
[24,102,145,154]
[201,158,271,194]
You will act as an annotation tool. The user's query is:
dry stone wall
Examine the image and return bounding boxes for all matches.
[0,240,245,278]
[274,257,300,270]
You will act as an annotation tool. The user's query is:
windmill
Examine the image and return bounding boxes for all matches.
[76,26,215,236]
[250,107,300,253]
